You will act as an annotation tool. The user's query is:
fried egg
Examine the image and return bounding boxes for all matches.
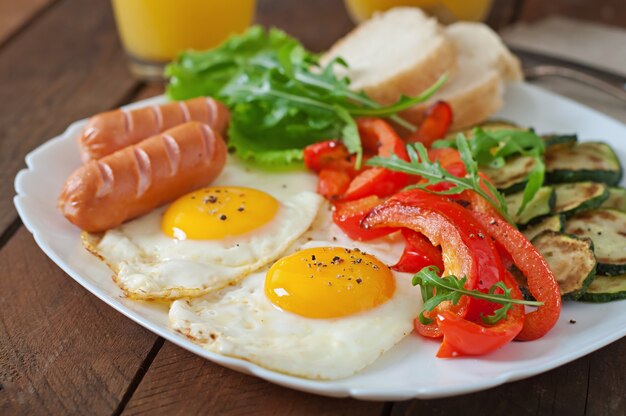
[84,157,323,300]
[169,212,422,380]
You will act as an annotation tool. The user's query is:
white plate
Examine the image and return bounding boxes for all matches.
[14,83,626,401]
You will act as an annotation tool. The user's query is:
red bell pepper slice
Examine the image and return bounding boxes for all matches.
[469,209,561,341]
[392,229,444,274]
[436,271,525,357]
[317,169,352,201]
[407,101,453,147]
[363,190,506,337]
[332,195,395,241]
[357,118,410,159]
[343,167,411,200]
[303,140,353,173]
[343,119,411,200]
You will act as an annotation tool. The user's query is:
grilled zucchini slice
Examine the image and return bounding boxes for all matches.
[481,155,537,194]
[531,231,597,300]
[506,186,555,225]
[542,134,577,147]
[601,187,626,211]
[565,209,626,275]
[553,182,608,216]
[522,215,565,241]
[580,274,626,302]
[453,120,525,139]
[545,142,623,185]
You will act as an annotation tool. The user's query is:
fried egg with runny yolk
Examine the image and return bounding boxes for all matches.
[169,214,422,380]
[162,186,279,240]
[265,247,395,318]
[84,157,323,300]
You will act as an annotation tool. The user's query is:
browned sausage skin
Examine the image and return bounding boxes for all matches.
[60,121,227,233]
[79,97,230,162]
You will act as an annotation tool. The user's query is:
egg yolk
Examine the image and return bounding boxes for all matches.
[161,187,279,240]
[265,247,395,319]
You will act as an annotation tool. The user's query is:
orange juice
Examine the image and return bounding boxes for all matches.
[111,0,256,63]
[344,0,493,23]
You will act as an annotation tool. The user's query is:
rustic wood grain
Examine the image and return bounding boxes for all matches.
[256,0,354,52]
[392,337,626,415]
[122,342,385,416]
[519,0,626,28]
[0,0,56,46]
[586,337,626,415]
[0,227,160,414]
[0,0,138,235]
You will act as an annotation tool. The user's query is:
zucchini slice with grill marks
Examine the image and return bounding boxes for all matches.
[580,274,626,302]
[545,142,623,185]
[481,155,537,194]
[523,214,565,241]
[601,187,626,211]
[565,209,626,275]
[553,182,608,216]
[531,231,597,300]
[452,120,525,139]
[506,186,555,225]
[543,134,577,147]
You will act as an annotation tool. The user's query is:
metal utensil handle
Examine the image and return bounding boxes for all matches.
[524,65,626,104]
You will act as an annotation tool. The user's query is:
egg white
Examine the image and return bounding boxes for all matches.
[85,157,323,300]
[169,209,423,380]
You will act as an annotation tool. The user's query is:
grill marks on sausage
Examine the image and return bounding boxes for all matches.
[162,133,181,176]
[200,124,215,160]
[95,161,114,198]
[151,105,164,132]
[134,147,152,197]
[206,97,217,125]
[122,109,133,136]
[179,101,191,122]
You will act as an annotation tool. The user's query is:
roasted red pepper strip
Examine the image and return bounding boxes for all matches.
[317,169,352,200]
[364,190,506,337]
[343,119,411,200]
[344,167,411,200]
[392,229,444,274]
[332,195,395,240]
[468,209,561,341]
[303,140,353,173]
[407,101,453,147]
[436,271,525,357]
[357,118,410,159]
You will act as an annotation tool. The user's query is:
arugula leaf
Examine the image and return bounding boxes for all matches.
[413,266,542,326]
[433,128,546,215]
[368,135,516,224]
[166,26,443,166]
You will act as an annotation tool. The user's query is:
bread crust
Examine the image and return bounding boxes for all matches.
[401,71,504,130]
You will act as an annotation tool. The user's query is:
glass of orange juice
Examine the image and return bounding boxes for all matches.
[343,0,493,23]
[111,0,256,80]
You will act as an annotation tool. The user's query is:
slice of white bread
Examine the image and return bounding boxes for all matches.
[402,22,523,130]
[321,7,456,105]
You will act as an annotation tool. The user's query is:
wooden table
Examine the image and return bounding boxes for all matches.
[1,0,624,414]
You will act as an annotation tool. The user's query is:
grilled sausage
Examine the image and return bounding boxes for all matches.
[59,122,227,232]
[79,97,229,162]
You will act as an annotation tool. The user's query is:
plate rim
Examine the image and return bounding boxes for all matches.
[13,82,626,401]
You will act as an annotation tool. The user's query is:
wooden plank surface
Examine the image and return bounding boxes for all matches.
[256,0,353,52]
[519,0,626,27]
[0,227,160,414]
[0,0,56,46]
[0,0,138,235]
[392,338,626,415]
[122,342,385,416]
